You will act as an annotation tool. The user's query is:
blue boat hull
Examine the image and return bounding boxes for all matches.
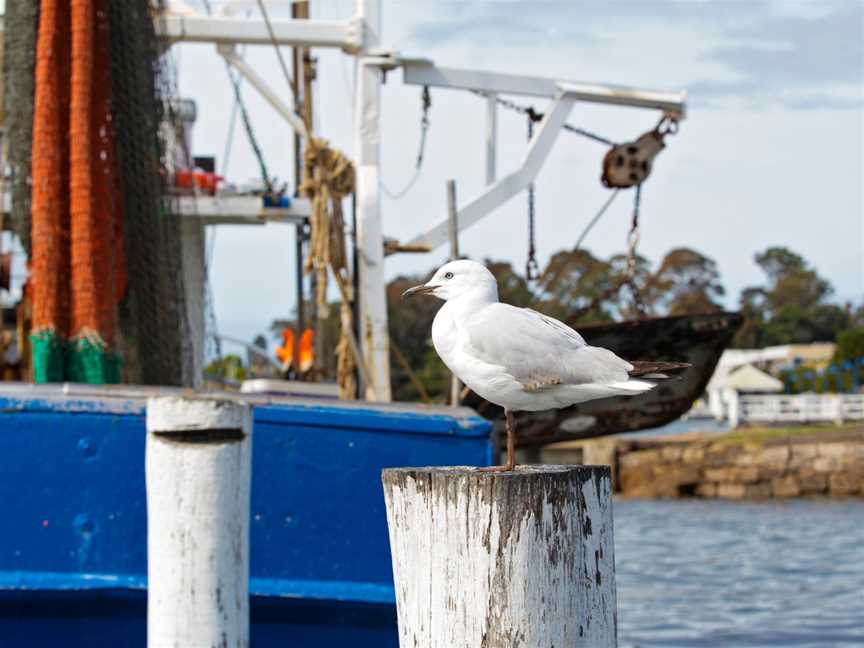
[0,385,492,646]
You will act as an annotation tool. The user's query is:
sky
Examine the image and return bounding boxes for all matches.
[173,0,864,349]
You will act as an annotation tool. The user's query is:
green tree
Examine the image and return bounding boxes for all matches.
[649,247,725,315]
[733,287,767,348]
[204,354,247,382]
[733,246,849,347]
[834,327,864,364]
[534,248,619,323]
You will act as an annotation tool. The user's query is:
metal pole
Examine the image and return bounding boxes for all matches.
[447,180,459,260]
[146,397,253,648]
[180,219,206,388]
[446,179,461,407]
[485,94,497,185]
[383,466,617,646]
[354,0,390,401]
[294,223,305,377]
[292,8,304,379]
[292,2,319,378]
[351,191,363,395]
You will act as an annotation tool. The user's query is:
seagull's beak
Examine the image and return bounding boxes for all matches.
[401,284,437,300]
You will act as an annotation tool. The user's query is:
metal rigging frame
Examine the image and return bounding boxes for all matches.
[157,0,688,402]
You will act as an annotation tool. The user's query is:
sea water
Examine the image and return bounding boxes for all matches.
[614,498,864,647]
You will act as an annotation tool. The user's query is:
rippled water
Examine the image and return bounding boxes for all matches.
[614,499,864,647]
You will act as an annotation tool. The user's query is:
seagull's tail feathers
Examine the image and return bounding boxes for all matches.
[607,362,691,395]
[608,379,656,394]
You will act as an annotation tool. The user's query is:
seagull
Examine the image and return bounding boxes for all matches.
[402,259,690,472]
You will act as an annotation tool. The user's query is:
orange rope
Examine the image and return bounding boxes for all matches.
[66,0,123,347]
[69,0,98,341]
[31,0,71,336]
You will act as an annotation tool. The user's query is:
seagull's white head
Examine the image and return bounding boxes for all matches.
[401,259,499,303]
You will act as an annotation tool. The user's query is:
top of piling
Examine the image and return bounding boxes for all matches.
[382,464,611,483]
[382,464,609,477]
[146,395,251,434]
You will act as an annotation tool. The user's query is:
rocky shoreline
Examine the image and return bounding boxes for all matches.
[541,427,864,499]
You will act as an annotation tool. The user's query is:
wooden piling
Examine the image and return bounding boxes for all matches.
[145,396,252,648]
[382,465,617,647]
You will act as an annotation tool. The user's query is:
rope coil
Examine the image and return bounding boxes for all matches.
[300,137,359,398]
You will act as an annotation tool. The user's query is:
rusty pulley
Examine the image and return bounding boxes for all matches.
[601,115,678,189]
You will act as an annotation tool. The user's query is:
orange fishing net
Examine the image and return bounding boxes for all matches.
[31,0,71,342]
[30,0,124,382]
[70,0,123,345]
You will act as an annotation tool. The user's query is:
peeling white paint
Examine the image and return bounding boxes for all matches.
[383,466,617,647]
[146,397,252,648]
[146,395,250,433]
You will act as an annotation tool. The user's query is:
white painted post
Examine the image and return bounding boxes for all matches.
[831,395,844,426]
[383,466,617,647]
[725,388,740,428]
[180,219,206,389]
[146,396,253,648]
[485,93,497,185]
[354,0,391,402]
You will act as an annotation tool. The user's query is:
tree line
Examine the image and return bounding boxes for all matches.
[236,245,862,401]
[384,245,861,401]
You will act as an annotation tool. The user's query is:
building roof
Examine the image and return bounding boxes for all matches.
[725,363,784,393]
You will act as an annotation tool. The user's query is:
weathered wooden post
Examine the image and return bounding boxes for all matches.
[146,396,253,648]
[383,465,617,647]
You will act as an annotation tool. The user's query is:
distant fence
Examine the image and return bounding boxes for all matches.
[732,393,864,427]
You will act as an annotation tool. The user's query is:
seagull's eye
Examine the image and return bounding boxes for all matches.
[444,272,454,280]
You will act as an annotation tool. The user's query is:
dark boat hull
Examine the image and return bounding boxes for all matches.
[470,311,742,447]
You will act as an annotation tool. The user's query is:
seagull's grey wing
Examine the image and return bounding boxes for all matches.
[462,304,632,389]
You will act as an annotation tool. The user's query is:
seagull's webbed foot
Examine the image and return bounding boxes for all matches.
[478,410,517,472]
[477,464,513,473]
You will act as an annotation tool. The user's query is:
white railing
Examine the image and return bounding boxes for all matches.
[730,393,864,427]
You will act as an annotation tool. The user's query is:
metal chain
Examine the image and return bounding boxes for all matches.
[472,89,616,146]
[381,86,432,200]
[625,184,647,317]
[417,85,431,166]
[562,123,616,146]
[655,112,680,137]
[526,113,540,281]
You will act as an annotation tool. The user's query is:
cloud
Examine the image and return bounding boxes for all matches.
[693,4,864,109]
[407,4,594,49]
[408,2,863,110]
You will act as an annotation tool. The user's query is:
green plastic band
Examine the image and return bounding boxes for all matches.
[31,330,65,383]
[66,338,121,385]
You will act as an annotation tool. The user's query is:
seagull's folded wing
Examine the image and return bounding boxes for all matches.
[462,304,633,389]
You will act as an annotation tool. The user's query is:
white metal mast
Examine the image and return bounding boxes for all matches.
[352,0,390,401]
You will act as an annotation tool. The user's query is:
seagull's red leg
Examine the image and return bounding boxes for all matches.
[478,410,517,472]
[504,410,516,471]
